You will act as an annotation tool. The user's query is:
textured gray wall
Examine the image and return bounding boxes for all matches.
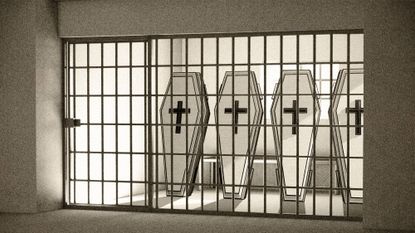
[0,0,38,213]
[35,0,63,212]
[58,0,364,37]
[0,0,62,213]
[364,1,415,231]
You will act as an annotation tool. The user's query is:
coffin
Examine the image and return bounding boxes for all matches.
[215,71,263,199]
[330,69,364,205]
[270,70,320,202]
[160,72,210,196]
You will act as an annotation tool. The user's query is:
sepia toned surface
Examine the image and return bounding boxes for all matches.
[0,0,413,232]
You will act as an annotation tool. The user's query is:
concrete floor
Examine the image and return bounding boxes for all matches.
[0,209,390,233]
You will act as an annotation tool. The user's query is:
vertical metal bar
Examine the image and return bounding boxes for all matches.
[144,41,148,206]
[247,36,251,214]
[115,43,119,205]
[346,33,351,217]
[231,36,235,212]
[64,44,67,202]
[101,43,105,205]
[147,39,154,207]
[155,39,159,209]
[279,34,284,215]
[185,38,189,211]
[263,35,267,214]
[170,38,174,209]
[295,34,300,216]
[200,38,204,211]
[215,37,220,212]
[73,44,77,204]
[329,33,334,217]
[129,42,133,206]
[66,43,71,205]
[312,34,317,216]
[361,33,365,212]
[87,43,91,204]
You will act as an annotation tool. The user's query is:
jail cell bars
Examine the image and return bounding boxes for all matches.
[64,30,364,219]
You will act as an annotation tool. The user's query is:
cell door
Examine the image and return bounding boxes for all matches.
[63,39,152,207]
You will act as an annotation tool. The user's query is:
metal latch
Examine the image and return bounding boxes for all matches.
[64,118,81,128]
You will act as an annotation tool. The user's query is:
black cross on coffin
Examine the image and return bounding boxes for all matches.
[283,100,308,135]
[346,99,364,135]
[169,101,191,134]
[224,100,248,134]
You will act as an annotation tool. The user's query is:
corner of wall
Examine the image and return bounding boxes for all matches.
[35,0,63,212]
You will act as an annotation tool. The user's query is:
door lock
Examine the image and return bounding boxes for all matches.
[64,118,81,128]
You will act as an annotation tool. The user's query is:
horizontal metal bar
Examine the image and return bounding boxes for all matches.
[70,179,148,183]
[69,151,364,159]
[69,65,146,69]
[76,123,364,127]
[63,36,149,44]
[63,29,364,44]
[148,61,363,66]
[68,180,363,190]
[148,29,364,39]
[64,204,363,222]
[68,61,364,69]
[68,93,364,97]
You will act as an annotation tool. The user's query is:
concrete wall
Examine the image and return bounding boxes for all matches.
[58,0,364,37]
[0,0,62,213]
[35,0,63,212]
[363,1,415,231]
[0,0,38,213]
